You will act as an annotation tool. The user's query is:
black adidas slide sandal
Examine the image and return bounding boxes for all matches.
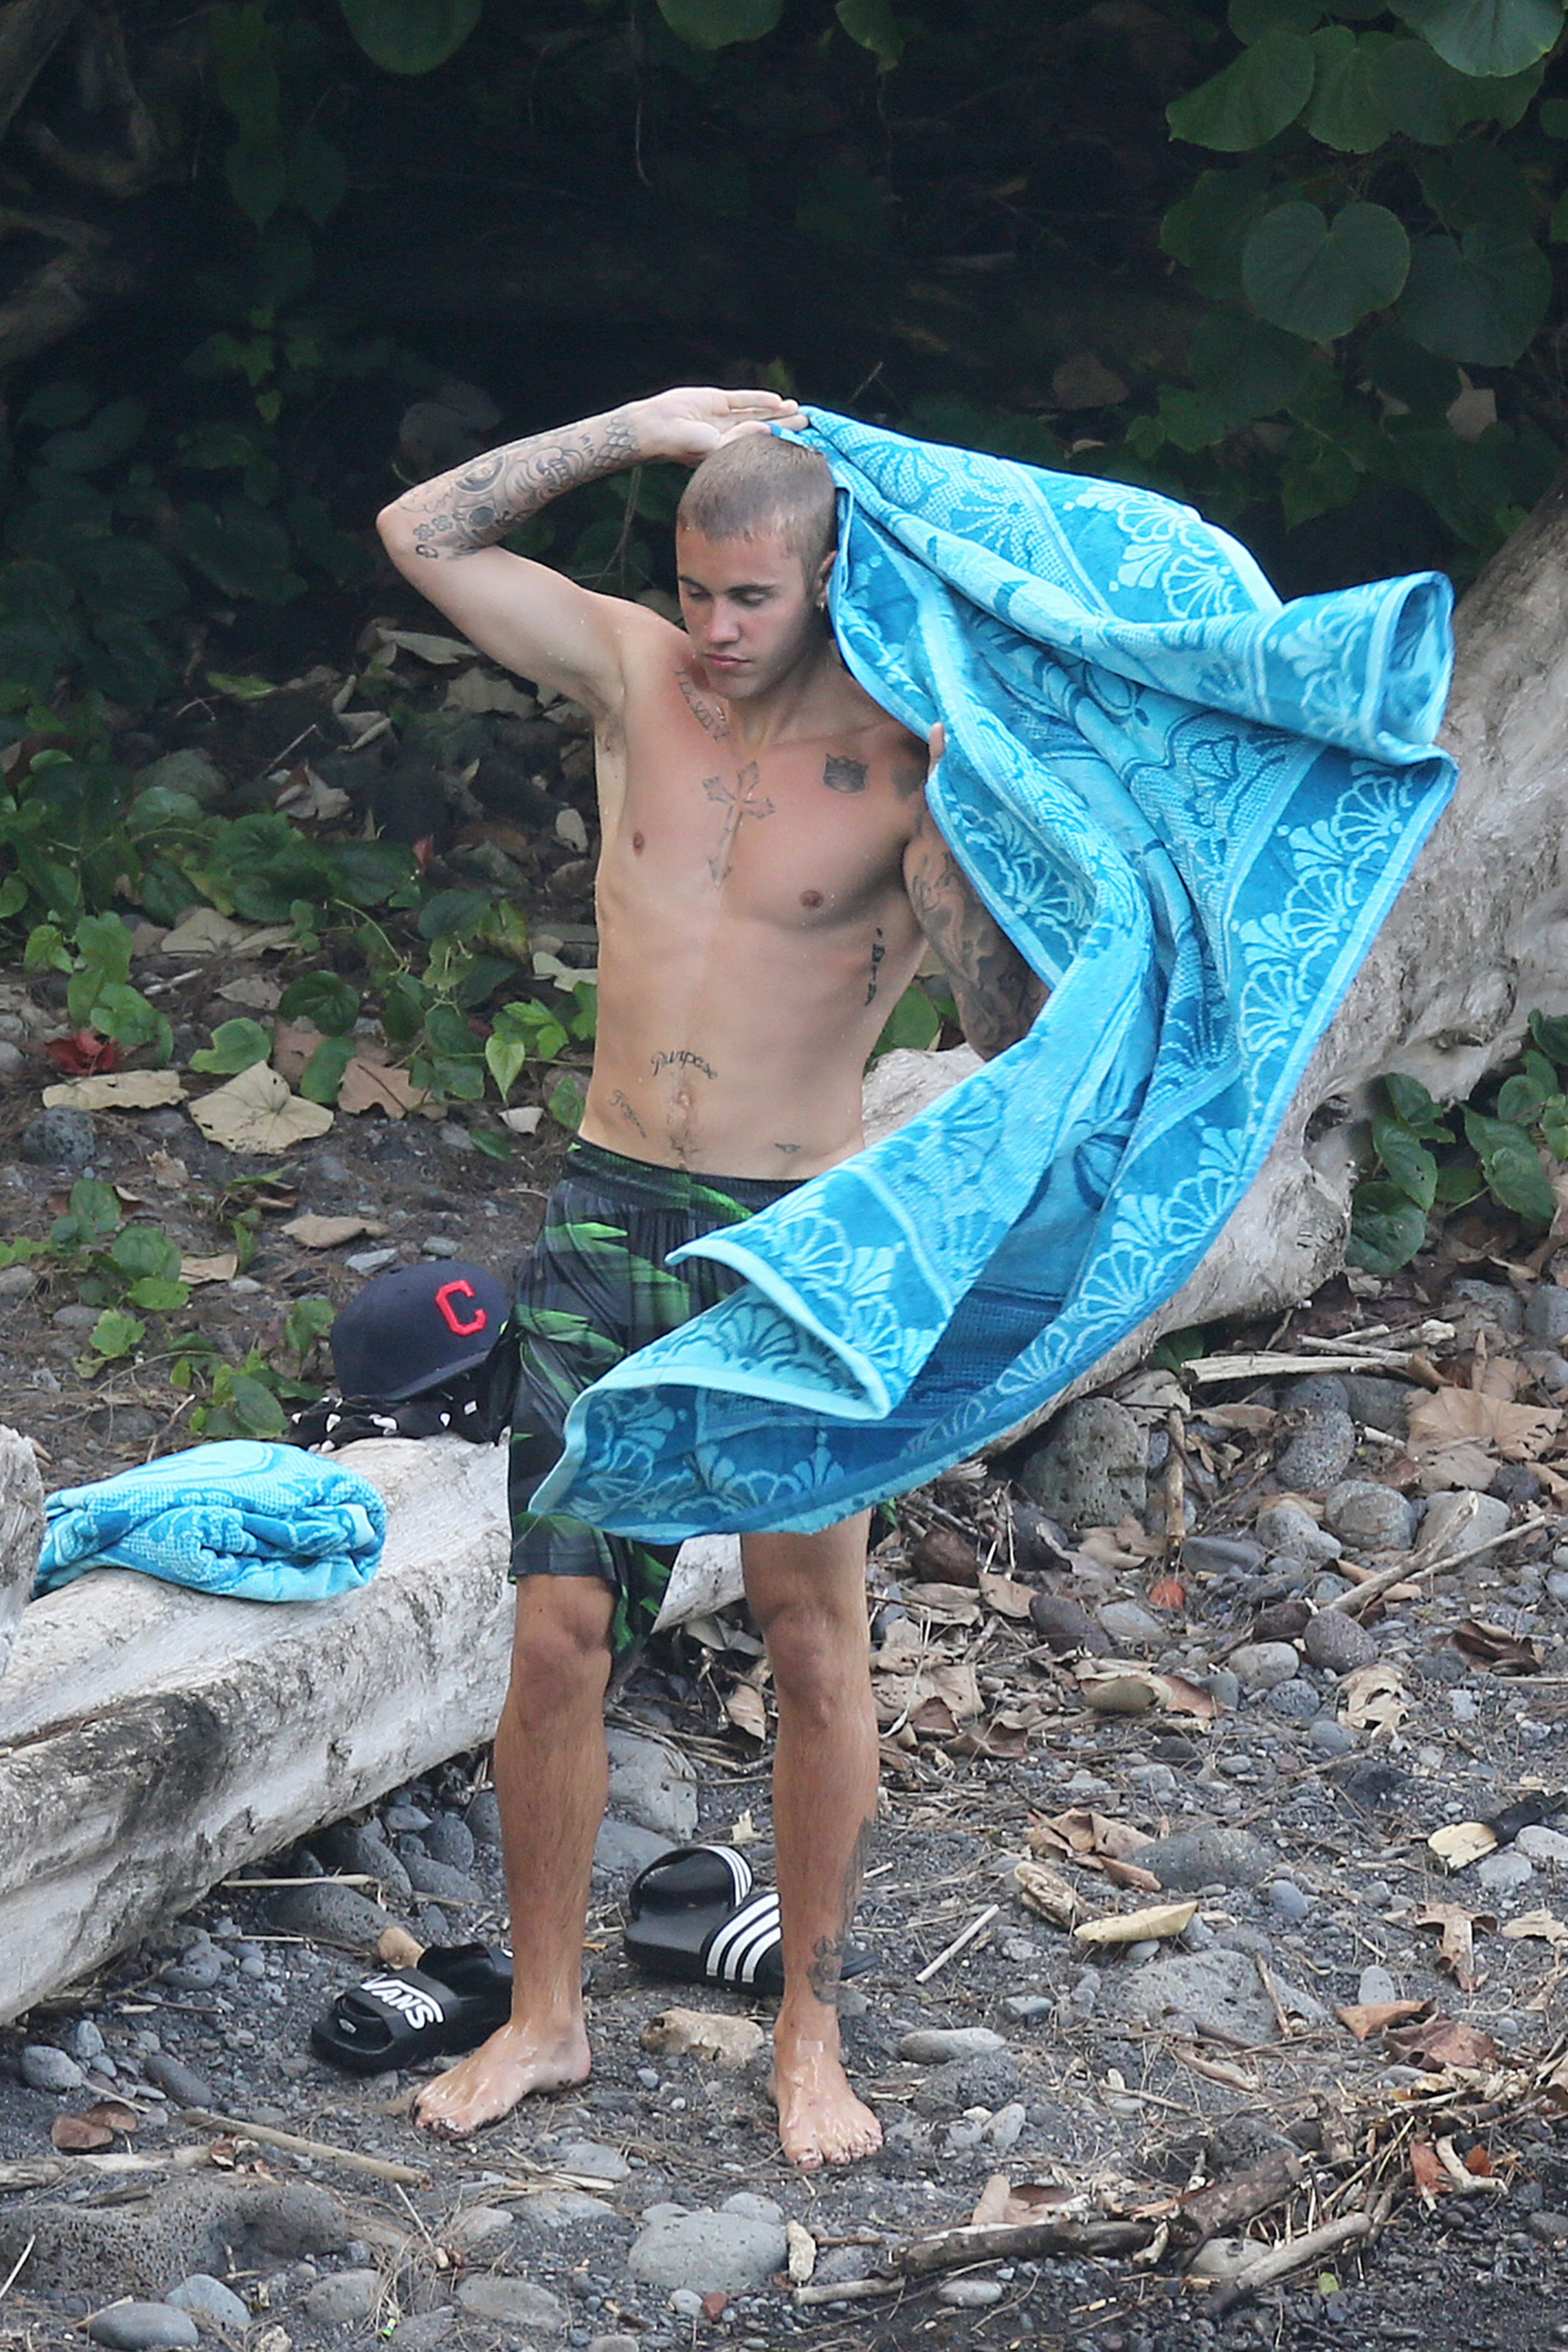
[309,1943,513,2074]
[624,1845,873,1996]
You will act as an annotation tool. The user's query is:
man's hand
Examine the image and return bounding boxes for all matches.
[632,387,806,468]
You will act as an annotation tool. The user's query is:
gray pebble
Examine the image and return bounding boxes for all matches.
[1267,1879,1313,1921]
[1267,1677,1322,1720]
[1129,1824,1271,1890]
[1527,2209,1568,2245]
[1229,1640,1302,1692]
[1525,1285,1568,1344]
[268,1880,400,1953]
[1358,1966,1398,2004]
[1016,1396,1148,1531]
[1418,1488,1511,1561]
[314,1819,412,1899]
[167,2276,250,2330]
[722,2192,784,2224]
[1003,1994,1055,2022]
[1254,1503,1342,1564]
[898,2026,1006,2063]
[1275,1408,1357,1492]
[1097,1599,1168,1648]
[85,2305,199,2351]
[160,1944,222,1991]
[424,1811,477,1872]
[304,2269,383,2324]
[1309,1716,1356,1756]
[402,1852,482,1904]
[937,2278,1004,2307]
[628,2211,788,2296]
[465,1787,503,1845]
[1338,1374,1414,1434]
[1322,1480,1417,1552]
[1302,1611,1379,1673]
[64,2019,106,2064]
[1206,1668,1241,1710]
[1027,1590,1101,1651]
[670,2288,706,2318]
[588,2339,643,2352]
[421,1234,460,1257]
[1182,1533,1266,1578]
[1476,1849,1535,1897]
[345,1246,399,1275]
[19,2043,85,2093]
[1515,1826,1568,1867]
[21,1106,96,1168]
[558,2138,633,2182]
[384,1802,432,1834]
[456,2274,570,2331]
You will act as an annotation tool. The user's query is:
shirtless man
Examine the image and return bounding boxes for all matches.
[376,386,1041,2169]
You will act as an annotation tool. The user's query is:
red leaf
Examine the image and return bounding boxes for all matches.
[1148,1575,1185,1612]
[44,1029,119,1075]
[1411,2139,1450,2196]
[701,2292,729,2320]
[51,2115,113,2151]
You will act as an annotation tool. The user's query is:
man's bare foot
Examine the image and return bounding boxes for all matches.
[771,2033,883,2171]
[413,2016,591,2138]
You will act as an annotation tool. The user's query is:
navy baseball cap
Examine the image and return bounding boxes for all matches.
[330,1261,509,1403]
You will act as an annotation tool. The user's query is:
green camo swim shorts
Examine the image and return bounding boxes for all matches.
[508,1136,797,1659]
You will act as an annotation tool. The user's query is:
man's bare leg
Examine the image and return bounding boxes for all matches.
[415,1574,613,2136]
[743,1516,883,2171]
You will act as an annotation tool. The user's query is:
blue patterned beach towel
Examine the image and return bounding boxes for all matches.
[534,410,1456,1542]
[37,1439,385,1602]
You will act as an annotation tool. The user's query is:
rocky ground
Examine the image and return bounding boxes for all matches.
[4,661,1568,2347]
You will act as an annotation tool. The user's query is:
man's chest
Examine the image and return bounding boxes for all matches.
[604,715,920,930]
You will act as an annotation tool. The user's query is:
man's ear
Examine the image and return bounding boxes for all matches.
[813,547,836,611]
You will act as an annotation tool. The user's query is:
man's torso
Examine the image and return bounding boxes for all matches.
[579,618,929,1180]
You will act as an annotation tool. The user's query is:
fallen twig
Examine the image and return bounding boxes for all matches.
[897,2216,1153,2277]
[0,2148,209,2189]
[913,1902,1001,1983]
[793,2276,904,2307]
[0,2236,34,2300]
[178,2107,428,2187]
[1325,1508,1552,1617]
[1186,1349,1424,1383]
[1208,2202,1385,2315]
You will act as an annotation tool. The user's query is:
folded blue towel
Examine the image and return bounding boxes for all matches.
[37,1439,385,1602]
[534,409,1456,1541]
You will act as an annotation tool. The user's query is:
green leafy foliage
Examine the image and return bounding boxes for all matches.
[1168,30,1316,149]
[1349,1017,1568,1274]
[340,0,483,73]
[1242,201,1411,339]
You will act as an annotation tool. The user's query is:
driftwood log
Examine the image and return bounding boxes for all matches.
[0,1437,744,2024]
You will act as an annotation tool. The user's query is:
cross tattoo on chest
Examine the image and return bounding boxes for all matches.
[704,761,775,885]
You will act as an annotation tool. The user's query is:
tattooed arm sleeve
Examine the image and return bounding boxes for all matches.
[382,409,641,564]
[373,410,645,705]
[903,804,1046,1060]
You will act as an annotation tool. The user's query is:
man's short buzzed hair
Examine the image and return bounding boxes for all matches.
[676,433,837,577]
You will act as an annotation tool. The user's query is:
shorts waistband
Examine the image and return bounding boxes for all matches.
[564,1136,799,1215]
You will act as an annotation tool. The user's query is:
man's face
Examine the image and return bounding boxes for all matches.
[674,525,831,699]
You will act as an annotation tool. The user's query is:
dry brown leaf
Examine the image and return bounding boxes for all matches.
[217,973,281,1011]
[51,2115,113,2151]
[1386,2015,1500,2071]
[1201,1402,1277,1433]
[640,2007,766,2067]
[1408,1384,1561,1485]
[1074,1900,1197,1947]
[1411,2138,1450,2203]
[1030,1808,1150,1862]
[80,2099,141,2133]
[42,1070,186,1112]
[374,625,476,664]
[1102,1856,1162,1893]
[1339,1658,1411,1736]
[1502,1909,1568,1950]
[948,1710,1031,1759]
[338,1055,428,1118]
[180,1252,239,1286]
[1428,1821,1500,1870]
[160,908,293,957]
[1076,1661,1216,1720]
[1336,1999,1430,2041]
[282,1212,387,1251]
[1012,1858,1081,1929]
[978,1569,1036,1619]
[873,1656,982,1729]
[444,666,538,717]
[1452,1619,1544,1674]
[270,1018,325,1085]
[903,1579,983,1625]
[189,1062,334,1153]
[147,1149,189,1189]
[723,1681,767,1741]
[908,1694,959,1738]
[1408,1901,1494,1993]
[970,2172,1013,2227]
[377,1924,425,1970]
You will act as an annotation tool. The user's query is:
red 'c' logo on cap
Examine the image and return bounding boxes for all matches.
[434,1279,487,1338]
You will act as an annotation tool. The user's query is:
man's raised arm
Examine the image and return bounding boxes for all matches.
[903,798,1045,1061]
[376,387,802,711]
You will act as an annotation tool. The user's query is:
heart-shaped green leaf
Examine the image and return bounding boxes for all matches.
[1168,29,1315,148]
[1398,225,1551,363]
[1242,199,1410,338]
[1387,0,1563,77]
